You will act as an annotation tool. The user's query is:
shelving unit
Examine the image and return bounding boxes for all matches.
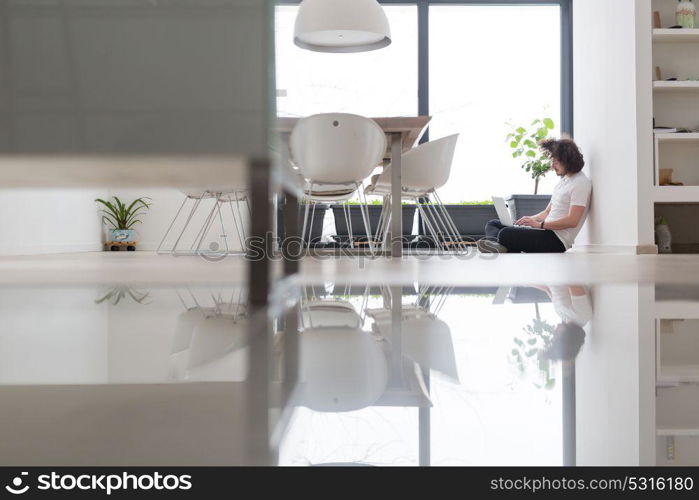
[653,28,699,43]
[651,1,699,255]
[654,81,699,92]
[654,186,699,203]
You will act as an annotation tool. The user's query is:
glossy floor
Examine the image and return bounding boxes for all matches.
[0,273,694,466]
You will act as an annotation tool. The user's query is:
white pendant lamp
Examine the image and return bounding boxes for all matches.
[294,0,392,53]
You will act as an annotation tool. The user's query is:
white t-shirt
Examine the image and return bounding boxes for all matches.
[547,172,592,250]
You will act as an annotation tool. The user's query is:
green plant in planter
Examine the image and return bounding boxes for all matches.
[95,196,151,242]
[506,118,555,195]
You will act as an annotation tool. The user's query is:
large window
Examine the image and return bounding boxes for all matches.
[275,1,570,201]
[430,5,562,202]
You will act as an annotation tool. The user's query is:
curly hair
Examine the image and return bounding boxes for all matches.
[539,137,585,174]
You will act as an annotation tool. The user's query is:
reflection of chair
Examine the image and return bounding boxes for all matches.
[157,187,250,256]
[290,113,386,253]
[401,317,458,381]
[298,327,388,412]
[300,299,362,329]
[186,315,249,381]
[366,305,458,381]
[169,289,249,381]
[365,134,464,251]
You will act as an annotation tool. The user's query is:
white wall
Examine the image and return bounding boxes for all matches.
[573,0,655,253]
[576,284,656,465]
[0,189,106,256]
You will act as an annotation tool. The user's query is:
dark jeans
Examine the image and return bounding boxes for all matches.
[484,219,566,253]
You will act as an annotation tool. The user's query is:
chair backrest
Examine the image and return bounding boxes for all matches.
[290,113,387,185]
[401,134,459,191]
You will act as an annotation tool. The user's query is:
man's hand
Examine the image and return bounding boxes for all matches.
[515,216,540,227]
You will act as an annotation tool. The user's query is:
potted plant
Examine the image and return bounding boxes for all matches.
[332,200,417,244]
[505,118,555,219]
[418,200,496,244]
[96,196,151,249]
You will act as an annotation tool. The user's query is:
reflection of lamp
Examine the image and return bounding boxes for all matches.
[294,0,391,53]
[299,327,387,412]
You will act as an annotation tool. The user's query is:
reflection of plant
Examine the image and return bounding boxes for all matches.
[95,287,151,306]
[510,312,556,390]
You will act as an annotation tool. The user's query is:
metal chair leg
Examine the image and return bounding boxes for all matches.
[356,184,376,256]
[171,192,207,254]
[157,195,189,255]
[433,192,468,254]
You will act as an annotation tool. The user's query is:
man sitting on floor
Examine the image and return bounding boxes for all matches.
[478,138,592,254]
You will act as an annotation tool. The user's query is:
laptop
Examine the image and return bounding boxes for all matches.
[492,196,544,230]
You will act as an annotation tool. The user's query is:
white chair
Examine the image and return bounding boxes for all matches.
[290,113,386,254]
[157,187,250,256]
[169,288,249,381]
[365,134,464,252]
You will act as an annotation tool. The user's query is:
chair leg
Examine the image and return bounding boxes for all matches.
[192,194,222,253]
[345,203,355,248]
[156,195,189,255]
[301,187,312,248]
[374,197,388,249]
[432,192,468,254]
[416,202,442,251]
[307,202,317,248]
[226,193,246,253]
[171,193,207,254]
[341,203,352,248]
[425,202,453,251]
[356,184,376,256]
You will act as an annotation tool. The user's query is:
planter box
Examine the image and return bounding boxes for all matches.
[418,204,497,240]
[332,205,417,239]
[506,194,552,221]
[299,204,328,244]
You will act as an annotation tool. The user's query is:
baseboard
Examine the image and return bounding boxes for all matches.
[0,242,103,257]
[572,244,659,255]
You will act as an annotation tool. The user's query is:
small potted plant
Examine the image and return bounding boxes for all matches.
[96,196,151,250]
[505,118,555,219]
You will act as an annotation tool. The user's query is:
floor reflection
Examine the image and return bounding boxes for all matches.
[1,281,699,465]
[281,284,592,466]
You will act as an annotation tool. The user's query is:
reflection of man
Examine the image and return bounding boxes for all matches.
[536,285,591,361]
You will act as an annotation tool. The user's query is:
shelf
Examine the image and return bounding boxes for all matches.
[656,301,699,319]
[654,186,699,203]
[653,29,699,43]
[657,428,699,437]
[655,133,699,142]
[654,81,699,93]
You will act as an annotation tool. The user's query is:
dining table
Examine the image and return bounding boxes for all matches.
[276,115,432,257]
